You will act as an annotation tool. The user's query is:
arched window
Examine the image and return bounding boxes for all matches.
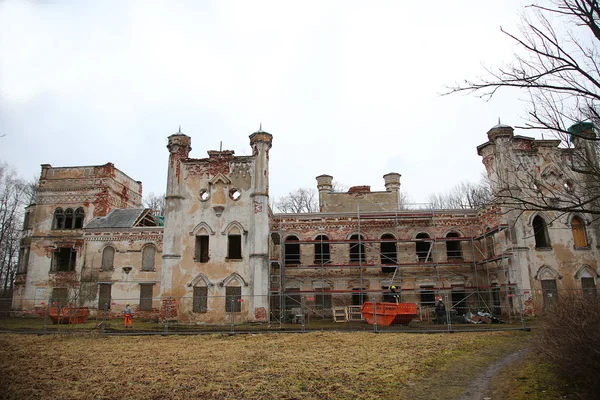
[380,234,397,272]
[64,208,74,229]
[571,216,588,247]
[533,216,551,249]
[349,234,365,263]
[53,208,65,229]
[446,232,462,260]
[101,246,115,271]
[141,245,156,271]
[416,233,431,262]
[284,235,300,265]
[74,207,85,229]
[314,235,330,264]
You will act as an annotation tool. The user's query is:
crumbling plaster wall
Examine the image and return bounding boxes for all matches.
[84,228,163,316]
[162,131,272,323]
[271,211,505,310]
[478,124,600,311]
[14,164,143,311]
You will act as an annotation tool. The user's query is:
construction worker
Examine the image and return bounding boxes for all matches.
[123,303,133,328]
[390,286,400,304]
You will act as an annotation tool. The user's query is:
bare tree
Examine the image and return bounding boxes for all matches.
[428,177,493,210]
[447,0,600,215]
[143,192,165,216]
[274,188,319,213]
[0,163,29,293]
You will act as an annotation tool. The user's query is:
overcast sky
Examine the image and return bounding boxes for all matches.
[1,0,536,204]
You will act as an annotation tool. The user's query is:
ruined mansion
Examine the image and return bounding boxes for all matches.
[11,123,600,323]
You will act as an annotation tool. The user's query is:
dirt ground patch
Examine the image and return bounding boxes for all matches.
[0,331,530,400]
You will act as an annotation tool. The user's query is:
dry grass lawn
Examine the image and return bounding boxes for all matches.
[0,331,530,400]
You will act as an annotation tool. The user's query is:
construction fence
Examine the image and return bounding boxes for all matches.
[0,288,595,335]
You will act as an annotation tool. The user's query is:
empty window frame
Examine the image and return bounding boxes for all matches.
[571,216,588,247]
[581,277,597,298]
[193,286,208,313]
[419,286,435,307]
[284,235,300,265]
[315,291,332,310]
[380,234,397,268]
[352,289,369,305]
[533,216,551,249]
[53,207,85,230]
[51,248,76,272]
[491,287,501,315]
[451,289,468,316]
[17,246,30,274]
[51,288,69,307]
[284,288,301,310]
[541,279,558,307]
[446,232,462,260]
[416,233,432,262]
[225,286,242,312]
[139,284,153,311]
[141,245,155,271]
[74,208,84,228]
[101,246,115,271]
[98,283,112,310]
[314,235,331,264]
[53,208,65,229]
[195,235,210,263]
[228,235,242,260]
[349,234,366,263]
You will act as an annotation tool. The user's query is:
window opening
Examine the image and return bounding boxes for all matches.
[491,287,501,315]
[284,235,300,265]
[51,288,69,307]
[451,290,468,316]
[416,233,431,261]
[571,216,588,247]
[314,235,330,264]
[225,286,242,312]
[53,208,65,229]
[141,245,155,271]
[352,288,369,305]
[229,188,241,201]
[349,234,365,263]
[74,208,84,228]
[380,234,397,270]
[582,277,597,298]
[228,235,242,260]
[284,288,301,311]
[541,279,558,307]
[199,189,210,201]
[193,286,208,313]
[419,286,435,307]
[533,216,551,249]
[98,284,111,310]
[52,248,76,272]
[64,208,74,229]
[195,235,209,263]
[446,232,462,260]
[101,247,115,271]
[18,246,30,274]
[315,291,332,310]
[139,284,153,311]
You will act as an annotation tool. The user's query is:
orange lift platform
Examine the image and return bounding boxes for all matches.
[361,302,418,326]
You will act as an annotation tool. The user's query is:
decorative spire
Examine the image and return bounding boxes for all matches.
[259,123,262,132]
[498,117,501,125]
[178,125,182,133]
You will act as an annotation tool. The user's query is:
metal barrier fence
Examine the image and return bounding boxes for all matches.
[1,288,593,334]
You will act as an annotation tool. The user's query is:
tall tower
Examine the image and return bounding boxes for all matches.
[162,129,192,295]
[248,128,273,320]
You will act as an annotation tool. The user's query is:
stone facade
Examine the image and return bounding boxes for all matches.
[12,124,600,323]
